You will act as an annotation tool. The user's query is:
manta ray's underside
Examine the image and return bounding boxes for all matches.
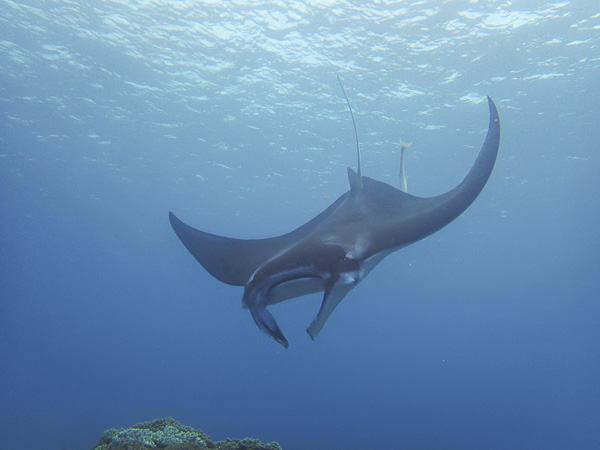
[169,86,500,348]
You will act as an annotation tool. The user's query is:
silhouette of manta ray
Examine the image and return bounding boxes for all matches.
[169,82,500,348]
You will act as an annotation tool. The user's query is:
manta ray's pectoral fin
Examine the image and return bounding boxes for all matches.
[306,282,356,341]
[250,305,289,349]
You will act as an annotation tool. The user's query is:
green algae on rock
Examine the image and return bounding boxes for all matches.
[92,417,282,450]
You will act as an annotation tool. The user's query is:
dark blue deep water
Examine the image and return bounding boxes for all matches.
[1,1,599,449]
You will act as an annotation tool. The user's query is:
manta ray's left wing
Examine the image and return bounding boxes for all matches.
[169,212,281,286]
[169,192,350,286]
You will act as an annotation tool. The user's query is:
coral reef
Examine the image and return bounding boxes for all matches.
[92,417,282,450]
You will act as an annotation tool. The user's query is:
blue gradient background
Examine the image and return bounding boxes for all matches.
[1,1,599,448]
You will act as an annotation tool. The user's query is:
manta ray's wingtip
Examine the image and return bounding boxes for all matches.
[168,211,183,233]
[486,96,500,128]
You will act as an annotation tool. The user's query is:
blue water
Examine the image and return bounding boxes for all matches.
[1,1,599,449]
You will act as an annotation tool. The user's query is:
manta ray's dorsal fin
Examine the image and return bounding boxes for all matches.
[346,167,362,192]
[337,74,363,191]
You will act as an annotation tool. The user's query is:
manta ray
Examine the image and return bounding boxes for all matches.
[169,83,500,348]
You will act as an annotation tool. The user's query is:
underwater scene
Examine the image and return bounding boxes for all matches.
[1,0,599,448]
